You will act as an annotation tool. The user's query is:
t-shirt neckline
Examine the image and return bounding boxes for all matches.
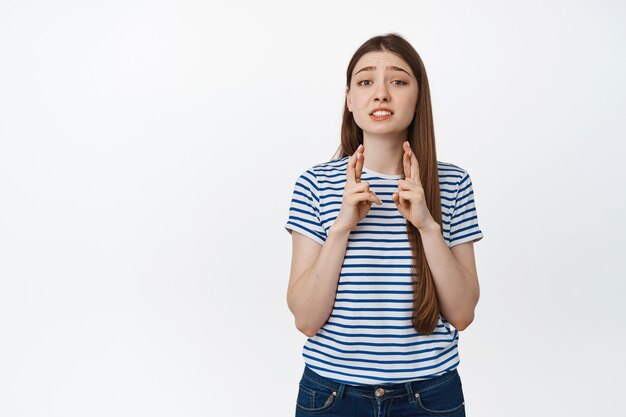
[362,166,404,180]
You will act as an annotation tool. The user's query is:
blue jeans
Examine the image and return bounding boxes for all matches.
[295,365,466,417]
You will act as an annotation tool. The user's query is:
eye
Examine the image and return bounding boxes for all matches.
[356,79,407,87]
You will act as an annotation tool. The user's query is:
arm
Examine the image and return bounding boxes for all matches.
[286,223,352,337]
[418,221,480,330]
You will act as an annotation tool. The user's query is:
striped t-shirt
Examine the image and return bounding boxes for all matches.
[284,155,484,386]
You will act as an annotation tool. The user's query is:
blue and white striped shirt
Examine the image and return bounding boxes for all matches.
[284,155,484,386]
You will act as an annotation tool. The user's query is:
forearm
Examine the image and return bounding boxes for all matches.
[288,224,351,336]
[418,221,479,329]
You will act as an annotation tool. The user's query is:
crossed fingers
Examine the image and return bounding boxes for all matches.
[402,141,420,184]
[347,144,364,184]
[347,144,382,205]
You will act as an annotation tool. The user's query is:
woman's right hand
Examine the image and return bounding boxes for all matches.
[332,144,383,233]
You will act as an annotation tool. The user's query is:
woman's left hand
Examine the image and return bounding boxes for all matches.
[392,141,436,231]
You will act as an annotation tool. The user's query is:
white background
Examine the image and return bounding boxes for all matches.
[1,1,625,416]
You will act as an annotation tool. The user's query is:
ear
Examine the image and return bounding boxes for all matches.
[345,87,352,112]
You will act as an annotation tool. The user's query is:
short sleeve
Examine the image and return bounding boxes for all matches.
[284,170,327,245]
[448,171,484,248]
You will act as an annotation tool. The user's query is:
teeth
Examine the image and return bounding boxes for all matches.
[372,111,392,116]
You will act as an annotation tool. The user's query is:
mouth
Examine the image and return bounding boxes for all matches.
[369,110,394,116]
[370,110,393,120]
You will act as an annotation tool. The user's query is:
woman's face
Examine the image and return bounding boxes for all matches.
[346,51,418,137]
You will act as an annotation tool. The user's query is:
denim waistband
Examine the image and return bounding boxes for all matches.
[301,365,460,401]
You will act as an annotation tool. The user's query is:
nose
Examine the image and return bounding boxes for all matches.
[374,82,390,102]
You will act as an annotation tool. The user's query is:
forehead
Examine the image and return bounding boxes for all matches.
[352,51,413,76]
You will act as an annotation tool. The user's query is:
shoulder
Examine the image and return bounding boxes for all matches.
[310,156,349,175]
[300,156,349,180]
[437,161,479,201]
[292,156,349,194]
[437,160,469,184]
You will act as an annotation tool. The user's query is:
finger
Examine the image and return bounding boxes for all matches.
[351,181,369,193]
[370,190,383,205]
[351,190,376,205]
[355,145,364,183]
[349,182,369,195]
[355,181,381,205]
[397,190,415,205]
[397,178,413,191]
[403,142,411,180]
[352,187,380,205]
[346,145,361,184]
[392,192,399,204]
[398,178,422,191]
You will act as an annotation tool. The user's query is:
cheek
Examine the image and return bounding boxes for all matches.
[352,111,368,127]
[351,98,370,117]
[402,96,419,116]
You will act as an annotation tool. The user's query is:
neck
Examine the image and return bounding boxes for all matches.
[361,132,406,175]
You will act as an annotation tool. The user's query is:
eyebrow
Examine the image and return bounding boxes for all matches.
[354,65,412,78]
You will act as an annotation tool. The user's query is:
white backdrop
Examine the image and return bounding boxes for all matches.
[1,1,625,416]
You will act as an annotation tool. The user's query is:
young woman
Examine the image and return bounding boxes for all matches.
[284,33,484,417]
